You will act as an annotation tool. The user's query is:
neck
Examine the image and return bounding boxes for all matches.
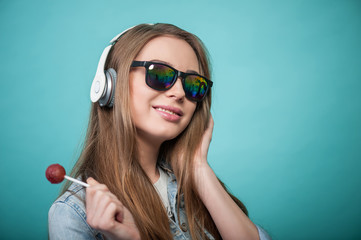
[136,131,162,184]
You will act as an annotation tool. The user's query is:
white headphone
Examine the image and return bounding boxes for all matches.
[90,25,147,107]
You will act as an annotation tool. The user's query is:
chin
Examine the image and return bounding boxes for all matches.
[137,127,182,143]
[150,125,185,140]
[157,131,181,142]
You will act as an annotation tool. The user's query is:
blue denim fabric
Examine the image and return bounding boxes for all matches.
[48,183,104,240]
[48,171,271,240]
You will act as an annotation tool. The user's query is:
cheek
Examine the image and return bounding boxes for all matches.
[129,78,146,123]
[183,103,197,126]
[129,89,149,124]
[129,72,149,110]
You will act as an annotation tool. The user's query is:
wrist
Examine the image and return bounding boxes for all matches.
[193,160,210,180]
[193,163,214,197]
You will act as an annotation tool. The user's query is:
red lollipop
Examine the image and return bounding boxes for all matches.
[46,164,89,187]
[46,164,66,184]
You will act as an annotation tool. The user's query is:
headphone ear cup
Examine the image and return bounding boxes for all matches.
[98,68,117,107]
[90,74,106,103]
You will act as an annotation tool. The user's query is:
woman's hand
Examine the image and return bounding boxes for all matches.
[193,115,215,192]
[194,114,214,167]
[86,178,140,240]
[192,115,260,240]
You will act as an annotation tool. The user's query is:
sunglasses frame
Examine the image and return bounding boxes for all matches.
[131,60,213,102]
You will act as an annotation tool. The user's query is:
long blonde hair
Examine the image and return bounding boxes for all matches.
[63,23,248,240]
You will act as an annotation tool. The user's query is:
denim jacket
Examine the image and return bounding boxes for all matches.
[48,168,271,240]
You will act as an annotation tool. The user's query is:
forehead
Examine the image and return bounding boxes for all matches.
[135,35,200,73]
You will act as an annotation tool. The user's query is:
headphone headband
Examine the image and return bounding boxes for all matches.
[90,24,154,107]
[90,26,136,104]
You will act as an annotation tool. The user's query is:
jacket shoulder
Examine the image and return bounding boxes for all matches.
[48,184,102,240]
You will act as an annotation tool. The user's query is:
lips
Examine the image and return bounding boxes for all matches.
[152,105,183,116]
[153,105,183,122]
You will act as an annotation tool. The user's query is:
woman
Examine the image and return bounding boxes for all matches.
[48,23,271,240]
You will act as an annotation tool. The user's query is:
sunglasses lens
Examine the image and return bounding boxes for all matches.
[184,75,208,101]
[147,63,176,90]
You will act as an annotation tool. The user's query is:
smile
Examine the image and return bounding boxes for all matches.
[155,107,178,116]
[152,105,183,116]
[153,105,183,122]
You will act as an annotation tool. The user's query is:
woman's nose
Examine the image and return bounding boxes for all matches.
[166,77,185,102]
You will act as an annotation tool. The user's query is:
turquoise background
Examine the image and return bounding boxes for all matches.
[1,0,360,239]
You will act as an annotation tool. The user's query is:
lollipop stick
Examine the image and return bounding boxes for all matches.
[64,175,90,188]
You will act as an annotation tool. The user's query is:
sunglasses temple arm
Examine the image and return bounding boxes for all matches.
[131,61,146,67]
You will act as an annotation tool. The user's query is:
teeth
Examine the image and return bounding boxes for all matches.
[156,108,177,115]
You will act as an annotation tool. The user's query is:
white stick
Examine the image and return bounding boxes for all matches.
[64,175,90,188]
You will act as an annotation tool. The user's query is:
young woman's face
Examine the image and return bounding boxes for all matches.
[129,35,198,144]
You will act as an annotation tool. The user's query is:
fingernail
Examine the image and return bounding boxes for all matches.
[87,177,94,183]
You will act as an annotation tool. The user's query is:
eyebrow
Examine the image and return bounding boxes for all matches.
[150,59,200,75]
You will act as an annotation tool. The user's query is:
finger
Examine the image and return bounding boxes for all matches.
[86,177,97,185]
[206,114,214,133]
[86,183,122,224]
[104,196,124,223]
[203,115,214,145]
[87,178,109,192]
[87,178,108,189]
[86,184,109,223]
[92,193,115,227]
[195,115,214,161]
[90,194,124,231]
[86,184,108,210]
[102,201,124,225]
[86,188,102,224]
[209,114,214,127]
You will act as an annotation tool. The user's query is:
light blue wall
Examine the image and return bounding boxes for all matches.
[0,0,360,239]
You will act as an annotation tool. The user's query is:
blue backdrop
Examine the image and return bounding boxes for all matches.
[1,0,360,239]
